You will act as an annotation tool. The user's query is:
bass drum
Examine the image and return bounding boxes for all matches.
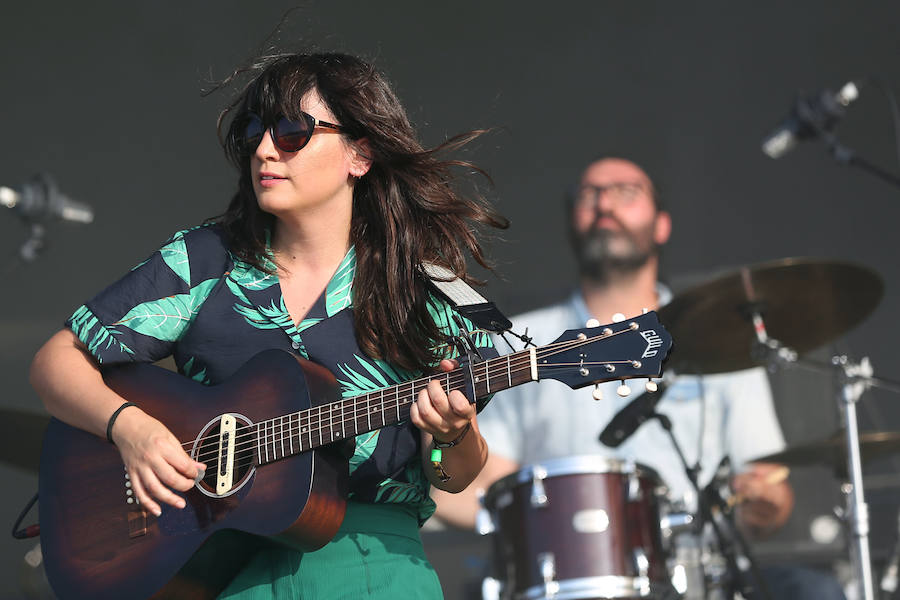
[483,455,671,600]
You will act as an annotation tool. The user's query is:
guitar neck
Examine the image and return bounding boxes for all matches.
[254,349,537,465]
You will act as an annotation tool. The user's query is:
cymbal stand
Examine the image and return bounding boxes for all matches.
[748,307,875,600]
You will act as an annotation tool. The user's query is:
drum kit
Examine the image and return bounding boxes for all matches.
[477,258,900,600]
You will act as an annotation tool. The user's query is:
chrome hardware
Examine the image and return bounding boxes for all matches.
[537,552,559,598]
[475,489,495,535]
[530,466,548,507]
[481,576,502,600]
[627,472,643,501]
[633,548,649,579]
[659,512,695,539]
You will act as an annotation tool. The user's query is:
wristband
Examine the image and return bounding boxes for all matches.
[432,421,472,448]
[106,402,137,444]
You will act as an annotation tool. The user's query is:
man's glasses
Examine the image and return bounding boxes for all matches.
[574,182,647,209]
[240,111,346,153]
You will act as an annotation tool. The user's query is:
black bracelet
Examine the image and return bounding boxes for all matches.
[106,401,137,444]
[433,421,472,448]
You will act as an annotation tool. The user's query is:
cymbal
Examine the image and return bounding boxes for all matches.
[658,258,883,374]
[0,408,50,474]
[752,431,900,471]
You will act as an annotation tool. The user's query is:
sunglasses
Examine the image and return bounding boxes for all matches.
[240,111,347,153]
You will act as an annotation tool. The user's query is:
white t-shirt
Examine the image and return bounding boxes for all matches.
[479,290,786,503]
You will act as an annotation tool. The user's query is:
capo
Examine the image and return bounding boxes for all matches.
[451,313,485,361]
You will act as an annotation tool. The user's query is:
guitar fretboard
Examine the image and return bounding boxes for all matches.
[253,349,537,466]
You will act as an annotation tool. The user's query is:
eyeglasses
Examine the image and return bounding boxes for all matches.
[574,182,647,209]
[240,111,347,153]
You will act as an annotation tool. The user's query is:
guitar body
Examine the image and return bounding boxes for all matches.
[39,349,349,600]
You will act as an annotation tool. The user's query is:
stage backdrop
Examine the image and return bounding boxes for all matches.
[1,2,899,597]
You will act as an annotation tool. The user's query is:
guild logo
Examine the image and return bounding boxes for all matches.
[640,330,663,358]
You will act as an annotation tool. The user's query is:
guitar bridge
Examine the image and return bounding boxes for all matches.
[215,414,237,496]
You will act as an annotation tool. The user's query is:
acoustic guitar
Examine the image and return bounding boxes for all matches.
[38,312,672,599]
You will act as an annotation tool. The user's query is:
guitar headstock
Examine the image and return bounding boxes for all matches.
[536,311,672,389]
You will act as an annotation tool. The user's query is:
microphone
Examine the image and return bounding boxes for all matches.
[1,173,94,224]
[598,381,669,447]
[761,80,861,159]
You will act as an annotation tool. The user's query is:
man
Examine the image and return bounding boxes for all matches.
[433,157,845,600]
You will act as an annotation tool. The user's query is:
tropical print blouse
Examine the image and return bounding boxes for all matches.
[65,224,495,523]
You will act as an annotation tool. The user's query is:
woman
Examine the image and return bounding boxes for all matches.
[30,51,507,598]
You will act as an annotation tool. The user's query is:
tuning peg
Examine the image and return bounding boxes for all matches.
[646,380,658,393]
[592,384,603,401]
[616,382,631,397]
[585,318,601,328]
[611,313,625,323]
[641,307,649,314]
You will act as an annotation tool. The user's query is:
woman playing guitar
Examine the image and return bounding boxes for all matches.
[30,50,508,599]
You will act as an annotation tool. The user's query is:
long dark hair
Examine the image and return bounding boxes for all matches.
[212,52,508,372]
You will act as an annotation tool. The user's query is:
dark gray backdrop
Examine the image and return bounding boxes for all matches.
[1,2,899,597]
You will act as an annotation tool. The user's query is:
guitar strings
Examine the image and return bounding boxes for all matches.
[192,358,637,471]
[190,355,636,467]
[185,330,615,460]
[184,327,647,466]
[185,328,644,466]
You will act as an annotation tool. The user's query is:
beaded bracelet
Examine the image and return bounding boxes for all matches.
[430,421,472,482]
[106,401,137,444]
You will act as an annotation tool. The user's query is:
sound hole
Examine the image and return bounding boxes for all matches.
[194,416,256,497]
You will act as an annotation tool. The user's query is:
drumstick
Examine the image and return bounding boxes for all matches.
[726,465,790,508]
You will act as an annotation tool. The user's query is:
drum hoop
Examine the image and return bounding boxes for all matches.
[486,455,664,501]
[516,575,651,599]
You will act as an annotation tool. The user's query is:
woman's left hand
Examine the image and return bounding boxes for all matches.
[410,359,475,443]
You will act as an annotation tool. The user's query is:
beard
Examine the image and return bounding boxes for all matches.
[572,221,658,284]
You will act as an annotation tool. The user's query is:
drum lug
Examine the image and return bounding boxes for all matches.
[633,548,650,579]
[530,466,549,507]
[476,489,496,535]
[537,552,560,598]
[628,472,643,501]
[476,508,496,535]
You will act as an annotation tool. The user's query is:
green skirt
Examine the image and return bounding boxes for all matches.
[218,502,443,599]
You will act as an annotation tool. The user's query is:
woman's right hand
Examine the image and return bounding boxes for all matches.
[109,406,206,517]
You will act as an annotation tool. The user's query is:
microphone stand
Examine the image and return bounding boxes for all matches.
[794,99,900,191]
[651,411,773,600]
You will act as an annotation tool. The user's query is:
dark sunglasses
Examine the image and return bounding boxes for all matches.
[240,111,347,153]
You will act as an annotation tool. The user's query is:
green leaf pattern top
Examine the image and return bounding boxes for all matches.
[325,247,356,316]
[374,461,436,524]
[68,305,135,364]
[181,356,209,385]
[159,232,191,285]
[229,259,278,291]
[336,352,414,476]
[113,279,219,342]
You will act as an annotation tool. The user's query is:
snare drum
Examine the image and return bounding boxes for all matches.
[483,456,669,600]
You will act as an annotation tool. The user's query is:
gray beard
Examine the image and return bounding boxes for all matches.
[573,228,654,284]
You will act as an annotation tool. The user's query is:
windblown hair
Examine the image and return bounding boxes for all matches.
[212,52,508,372]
